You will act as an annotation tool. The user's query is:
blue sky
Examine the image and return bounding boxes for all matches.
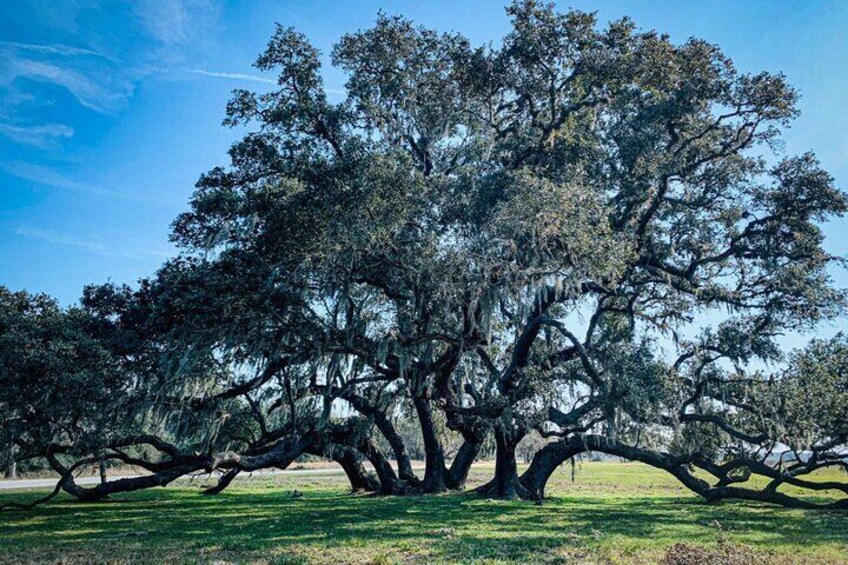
[1,0,847,314]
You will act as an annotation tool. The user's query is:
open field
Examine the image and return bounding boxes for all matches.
[1,462,846,564]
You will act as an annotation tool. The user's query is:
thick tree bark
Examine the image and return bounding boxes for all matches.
[440,399,492,490]
[213,435,312,472]
[52,457,206,502]
[98,460,108,485]
[317,386,420,485]
[371,409,418,484]
[519,434,848,509]
[477,426,535,499]
[447,438,482,489]
[333,446,380,492]
[359,438,411,494]
[308,444,379,492]
[46,434,311,502]
[413,396,449,493]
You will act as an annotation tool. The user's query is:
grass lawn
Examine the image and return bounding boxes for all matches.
[1,462,846,564]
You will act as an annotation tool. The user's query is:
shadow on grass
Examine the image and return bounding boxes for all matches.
[2,483,846,563]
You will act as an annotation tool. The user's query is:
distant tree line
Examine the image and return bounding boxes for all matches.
[2,0,847,510]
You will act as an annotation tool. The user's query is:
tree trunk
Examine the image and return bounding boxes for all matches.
[327,445,380,492]
[360,439,410,494]
[413,396,448,493]
[477,426,535,499]
[4,444,17,480]
[337,389,420,485]
[304,440,380,493]
[99,460,108,485]
[447,438,481,489]
[372,410,418,485]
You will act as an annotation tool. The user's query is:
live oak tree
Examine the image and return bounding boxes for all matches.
[170,0,846,502]
[3,0,847,508]
[0,287,133,501]
[1,268,359,506]
[0,288,120,458]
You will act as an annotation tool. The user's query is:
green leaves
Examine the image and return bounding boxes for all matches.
[485,170,631,284]
[0,287,125,451]
[780,334,848,449]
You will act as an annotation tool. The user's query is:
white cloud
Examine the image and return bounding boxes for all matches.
[3,161,113,197]
[185,68,347,96]
[133,0,219,48]
[0,41,119,62]
[0,1,220,117]
[14,226,176,260]
[3,162,183,206]
[185,68,277,84]
[0,123,73,148]
[133,0,193,45]
[15,227,108,254]
[1,161,162,204]
[0,57,131,113]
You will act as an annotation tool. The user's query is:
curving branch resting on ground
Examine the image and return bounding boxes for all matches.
[520,434,848,509]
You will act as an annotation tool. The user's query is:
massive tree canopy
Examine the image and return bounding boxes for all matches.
[3,0,847,509]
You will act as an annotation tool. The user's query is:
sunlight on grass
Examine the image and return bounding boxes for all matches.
[1,462,846,564]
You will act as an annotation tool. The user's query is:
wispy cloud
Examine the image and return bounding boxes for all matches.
[0,123,73,148]
[185,68,277,85]
[133,0,192,46]
[0,0,219,122]
[0,56,132,113]
[186,68,346,96]
[0,41,119,62]
[3,161,118,198]
[15,227,108,254]
[132,0,220,52]
[1,161,162,204]
[14,226,175,260]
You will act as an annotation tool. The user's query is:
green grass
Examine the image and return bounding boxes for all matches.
[1,462,846,564]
